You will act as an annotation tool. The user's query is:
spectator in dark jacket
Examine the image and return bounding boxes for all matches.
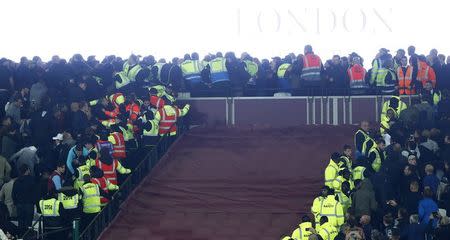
[29,78,48,110]
[14,58,33,91]
[381,212,395,238]
[70,102,89,138]
[434,216,450,240]
[407,214,432,240]
[394,208,409,240]
[1,124,20,160]
[402,181,422,215]
[399,164,419,197]
[68,79,87,104]
[422,164,439,195]
[440,134,450,164]
[5,94,23,125]
[29,104,52,155]
[325,55,348,94]
[225,52,250,96]
[12,164,37,231]
[0,59,13,91]
[440,57,450,91]
[352,179,378,218]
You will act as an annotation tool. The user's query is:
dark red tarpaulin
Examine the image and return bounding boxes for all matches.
[100,125,356,240]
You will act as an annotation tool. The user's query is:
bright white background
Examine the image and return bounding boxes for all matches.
[0,0,447,64]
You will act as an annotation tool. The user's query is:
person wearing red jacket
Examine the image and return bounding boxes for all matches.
[149,88,165,109]
[125,100,140,122]
[89,166,118,206]
[94,149,130,185]
[108,128,127,159]
[154,103,190,136]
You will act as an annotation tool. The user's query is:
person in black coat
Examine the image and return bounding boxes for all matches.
[402,180,422,215]
[325,55,348,95]
[29,102,52,156]
[12,164,38,232]
[68,79,87,104]
[70,103,89,138]
[225,52,250,96]
[395,208,410,240]
[439,59,450,91]
[14,58,34,91]
[434,216,450,240]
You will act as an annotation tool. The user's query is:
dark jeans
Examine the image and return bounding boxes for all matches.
[16,203,34,231]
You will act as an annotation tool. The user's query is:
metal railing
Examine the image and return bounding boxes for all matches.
[77,119,187,240]
[186,86,421,98]
[21,215,43,240]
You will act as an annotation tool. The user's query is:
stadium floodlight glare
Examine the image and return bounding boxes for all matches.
[0,0,446,63]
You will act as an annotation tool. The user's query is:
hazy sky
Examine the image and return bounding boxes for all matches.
[0,0,446,64]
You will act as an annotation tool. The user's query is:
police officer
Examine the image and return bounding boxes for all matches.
[58,187,81,228]
[340,145,353,170]
[324,153,341,188]
[38,191,65,240]
[368,139,386,173]
[316,216,338,240]
[137,110,159,151]
[291,215,314,240]
[335,181,352,215]
[354,121,372,159]
[73,151,95,189]
[352,158,368,181]
[332,169,354,194]
[80,174,109,230]
[380,96,407,121]
[315,188,344,228]
[180,52,204,92]
[311,186,330,225]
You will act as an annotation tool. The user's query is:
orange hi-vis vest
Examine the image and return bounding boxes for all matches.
[125,102,140,122]
[103,108,119,118]
[348,64,367,88]
[301,53,322,81]
[397,66,415,95]
[158,105,179,136]
[110,132,126,159]
[150,95,165,109]
[417,61,436,88]
[95,158,118,185]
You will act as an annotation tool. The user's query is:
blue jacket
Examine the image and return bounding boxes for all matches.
[418,198,438,228]
[66,146,89,174]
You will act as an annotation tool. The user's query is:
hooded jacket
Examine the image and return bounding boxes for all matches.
[352,179,378,217]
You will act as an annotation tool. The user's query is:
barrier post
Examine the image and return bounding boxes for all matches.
[72,219,80,240]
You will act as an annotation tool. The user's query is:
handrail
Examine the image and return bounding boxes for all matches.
[21,215,43,239]
[77,118,187,240]
[187,86,422,98]
[23,226,72,240]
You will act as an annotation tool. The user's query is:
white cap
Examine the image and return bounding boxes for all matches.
[28,146,37,152]
[52,133,64,141]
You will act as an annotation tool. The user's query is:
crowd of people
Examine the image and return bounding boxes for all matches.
[0,45,449,239]
[0,53,190,239]
[1,45,450,99]
[281,94,450,240]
